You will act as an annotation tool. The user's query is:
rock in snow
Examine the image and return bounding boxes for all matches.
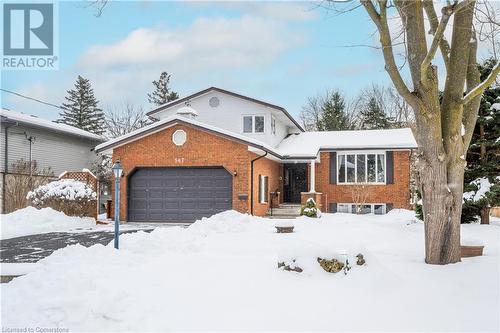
[1,210,499,332]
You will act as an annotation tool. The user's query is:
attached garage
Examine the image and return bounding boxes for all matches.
[128,167,232,222]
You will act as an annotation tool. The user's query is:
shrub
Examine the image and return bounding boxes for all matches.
[300,198,320,218]
[27,180,97,217]
[4,159,54,213]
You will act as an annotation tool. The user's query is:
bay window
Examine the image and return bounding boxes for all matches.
[337,152,386,184]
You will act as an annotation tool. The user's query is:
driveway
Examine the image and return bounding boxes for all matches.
[1,229,153,263]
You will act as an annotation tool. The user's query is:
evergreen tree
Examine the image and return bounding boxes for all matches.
[58,75,105,135]
[317,91,352,131]
[462,58,500,224]
[359,97,393,129]
[147,72,179,106]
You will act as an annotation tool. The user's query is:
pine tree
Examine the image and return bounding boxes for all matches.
[359,97,393,129]
[58,75,105,135]
[317,90,352,131]
[147,72,179,106]
[462,58,500,224]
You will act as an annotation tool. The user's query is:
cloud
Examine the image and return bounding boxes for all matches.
[3,11,310,118]
[78,15,305,71]
[70,14,308,105]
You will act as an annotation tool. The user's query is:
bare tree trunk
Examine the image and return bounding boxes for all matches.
[416,103,462,264]
[359,0,500,264]
[480,207,490,225]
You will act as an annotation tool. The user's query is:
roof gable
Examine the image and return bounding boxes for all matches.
[95,115,282,158]
[146,87,304,132]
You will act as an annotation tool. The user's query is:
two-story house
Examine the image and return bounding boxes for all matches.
[95,87,417,222]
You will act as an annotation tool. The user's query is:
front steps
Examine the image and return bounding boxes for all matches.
[267,203,301,219]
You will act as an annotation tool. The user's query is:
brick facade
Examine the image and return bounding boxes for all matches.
[314,151,411,211]
[252,155,283,216]
[111,124,280,221]
[111,124,411,222]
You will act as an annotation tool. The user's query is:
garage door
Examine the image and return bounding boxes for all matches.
[128,167,232,222]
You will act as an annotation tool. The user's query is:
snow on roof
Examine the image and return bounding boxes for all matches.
[95,114,282,157]
[96,116,417,159]
[0,109,104,141]
[277,128,418,157]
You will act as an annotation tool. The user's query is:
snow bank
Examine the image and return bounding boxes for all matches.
[0,263,38,276]
[1,210,498,332]
[1,207,95,239]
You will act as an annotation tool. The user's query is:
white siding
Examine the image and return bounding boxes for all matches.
[0,123,100,176]
[153,91,296,147]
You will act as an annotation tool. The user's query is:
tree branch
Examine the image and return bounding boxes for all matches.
[462,35,481,152]
[423,1,450,70]
[462,61,500,105]
[361,0,418,107]
[420,5,453,86]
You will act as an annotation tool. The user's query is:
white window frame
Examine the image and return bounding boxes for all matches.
[259,175,268,203]
[271,116,276,135]
[242,115,265,134]
[337,203,387,214]
[337,151,386,185]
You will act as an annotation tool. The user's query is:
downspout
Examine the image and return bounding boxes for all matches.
[250,151,268,215]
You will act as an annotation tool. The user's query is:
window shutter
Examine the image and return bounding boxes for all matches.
[330,202,337,213]
[329,152,337,184]
[264,176,269,203]
[258,175,263,203]
[386,151,394,184]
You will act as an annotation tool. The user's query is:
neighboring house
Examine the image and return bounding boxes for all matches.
[0,109,105,213]
[95,87,417,223]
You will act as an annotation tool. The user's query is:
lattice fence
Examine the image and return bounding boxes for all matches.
[59,170,98,192]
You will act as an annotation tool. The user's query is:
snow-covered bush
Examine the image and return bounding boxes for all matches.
[462,177,500,223]
[300,198,320,218]
[27,180,97,218]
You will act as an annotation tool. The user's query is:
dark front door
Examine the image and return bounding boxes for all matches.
[128,167,232,222]
[283,163,307,203]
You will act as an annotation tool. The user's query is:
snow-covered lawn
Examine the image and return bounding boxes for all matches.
[1,210,499,332]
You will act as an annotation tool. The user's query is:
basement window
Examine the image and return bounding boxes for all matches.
[337,203,386,214]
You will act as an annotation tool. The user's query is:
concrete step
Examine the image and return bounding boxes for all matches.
[267,205,301,218]
[267,215,298,219]
[279,204,302,208]
[269,208,300,214]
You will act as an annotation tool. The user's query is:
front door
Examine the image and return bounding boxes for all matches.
[283,163,307,203]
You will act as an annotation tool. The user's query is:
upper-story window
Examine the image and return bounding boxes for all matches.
[243,115,265,134]
[271,116,276,135]
[337,152,385,184]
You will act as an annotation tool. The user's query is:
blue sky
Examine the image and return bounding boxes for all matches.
[1,1,412,120]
